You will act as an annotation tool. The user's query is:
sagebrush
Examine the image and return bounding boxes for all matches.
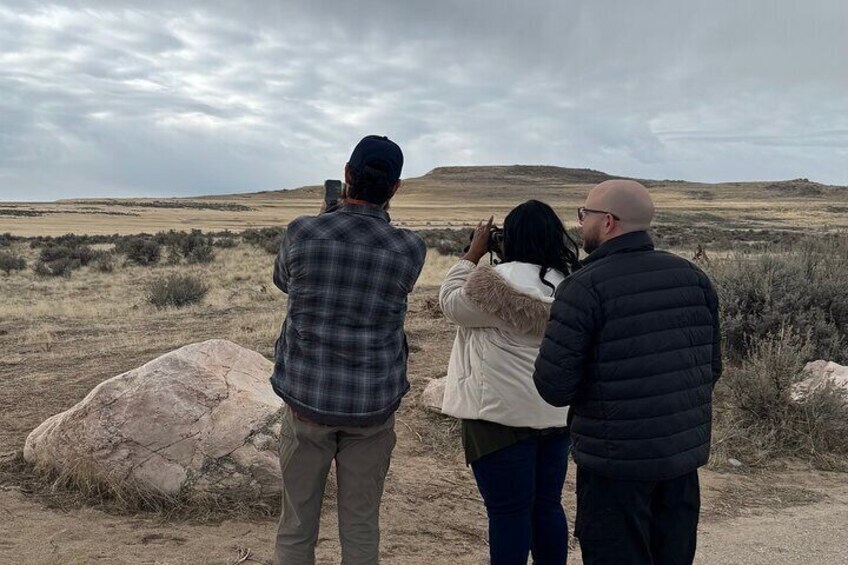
[117,237,161,266]
[0,251,26,275]
[146,274,209,308]
[709,234,848,364]
[712,327,848,469]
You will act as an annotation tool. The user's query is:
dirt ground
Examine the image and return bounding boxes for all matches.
[3,424,848,564]
[2,245,847,564]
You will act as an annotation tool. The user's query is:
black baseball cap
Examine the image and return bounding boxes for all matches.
[348,135,404,185]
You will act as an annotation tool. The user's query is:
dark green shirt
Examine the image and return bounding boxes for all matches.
[462,419,568,465]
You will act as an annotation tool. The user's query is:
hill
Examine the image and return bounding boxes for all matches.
[1,166,846,236]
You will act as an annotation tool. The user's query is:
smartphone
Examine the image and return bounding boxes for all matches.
[324,180,343,207]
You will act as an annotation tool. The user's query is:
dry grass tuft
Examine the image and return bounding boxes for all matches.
[0,450,278,520]
[401,409,463,460]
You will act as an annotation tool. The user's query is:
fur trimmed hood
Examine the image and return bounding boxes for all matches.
[464,265,556,338]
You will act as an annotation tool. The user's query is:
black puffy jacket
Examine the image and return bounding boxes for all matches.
[533,231,721,481]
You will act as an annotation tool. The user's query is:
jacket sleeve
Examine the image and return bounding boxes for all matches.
[439,260,513,329]
[272,231,290,294]
[533,278,599,407]
[705,278,723,385]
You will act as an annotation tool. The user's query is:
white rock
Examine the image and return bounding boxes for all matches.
[791,360,848,403]
[24,339,282,499]
[421,377,447,413]
[728,458,743,468]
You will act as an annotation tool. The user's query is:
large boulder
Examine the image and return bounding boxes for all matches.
[24,339,283,500]
[792,360,848,403]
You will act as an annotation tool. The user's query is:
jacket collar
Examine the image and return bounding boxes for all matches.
[339,202,391,223]
[464,265,554,337]
[582,230,654,266]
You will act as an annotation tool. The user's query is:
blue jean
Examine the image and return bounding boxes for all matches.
[471,432,571,565]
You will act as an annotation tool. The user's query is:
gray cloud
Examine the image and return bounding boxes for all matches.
[0,0,846,201]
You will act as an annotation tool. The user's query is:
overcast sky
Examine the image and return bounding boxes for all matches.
[1,1,846,201]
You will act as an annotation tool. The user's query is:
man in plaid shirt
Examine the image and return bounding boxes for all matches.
[271,136,426,565]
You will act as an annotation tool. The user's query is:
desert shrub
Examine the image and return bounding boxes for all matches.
[166,247,182,265]
[417,228,469,256]
[182,231,214,263]
[0,252,26,275]
[242,227,285,255]
[83,199,254,212]
[94,253,116,273]
[709,234,848,364]
[648,226,804,253]
[147,274,209,308]
[33,257,80,277]
[30,242,93,277]
[154,229,215,264]
[714,327,848,468]
[152,229,185,248]
[0,232,18,247]
[154,229,201,251]
[116,237,161,266]
[33,261,50,277]
[39,243,96,266]
[29,233,120,249]
[213,236,238,249]
[186,244,215,264]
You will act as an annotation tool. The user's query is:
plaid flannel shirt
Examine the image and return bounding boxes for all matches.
[270,203,427,426]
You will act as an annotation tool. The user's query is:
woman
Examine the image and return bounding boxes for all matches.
[439,200,580,565]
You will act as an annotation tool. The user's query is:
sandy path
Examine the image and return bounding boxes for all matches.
[3,463,847,565]
[695,489,848,565]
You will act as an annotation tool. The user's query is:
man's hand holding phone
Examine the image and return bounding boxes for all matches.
[322,180,344,214]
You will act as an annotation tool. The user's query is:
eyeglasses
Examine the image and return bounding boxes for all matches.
[577,207,621,223]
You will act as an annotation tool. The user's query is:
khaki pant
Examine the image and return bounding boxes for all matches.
[274,406,396,565]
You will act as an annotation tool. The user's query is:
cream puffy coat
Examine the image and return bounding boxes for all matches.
[439,259,570,428]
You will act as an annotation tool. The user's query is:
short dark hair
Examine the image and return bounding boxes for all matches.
[346,161,397,205]
[502,200,581,293]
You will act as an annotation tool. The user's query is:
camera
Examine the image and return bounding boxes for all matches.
[463,225,505,260]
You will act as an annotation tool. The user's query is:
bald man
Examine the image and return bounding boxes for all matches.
[533,180,722,565]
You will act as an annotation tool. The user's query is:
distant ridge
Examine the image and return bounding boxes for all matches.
[763,178,839,196]
[239,166,845,204]
[424,165,618,184]
[46,166,846,204]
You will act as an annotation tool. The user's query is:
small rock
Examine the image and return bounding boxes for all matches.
[420,377,447,413]
[792,360,848,403]
[728,458,743,468]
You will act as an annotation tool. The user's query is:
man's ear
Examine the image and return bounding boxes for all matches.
[388,180,401,199]
[603,214,616,235]
[344,163,353,185]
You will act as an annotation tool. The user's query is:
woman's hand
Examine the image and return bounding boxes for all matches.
[463,216,493,264]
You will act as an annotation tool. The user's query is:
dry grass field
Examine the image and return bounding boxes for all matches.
[3,166,848,237]
[2,166,848,564]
